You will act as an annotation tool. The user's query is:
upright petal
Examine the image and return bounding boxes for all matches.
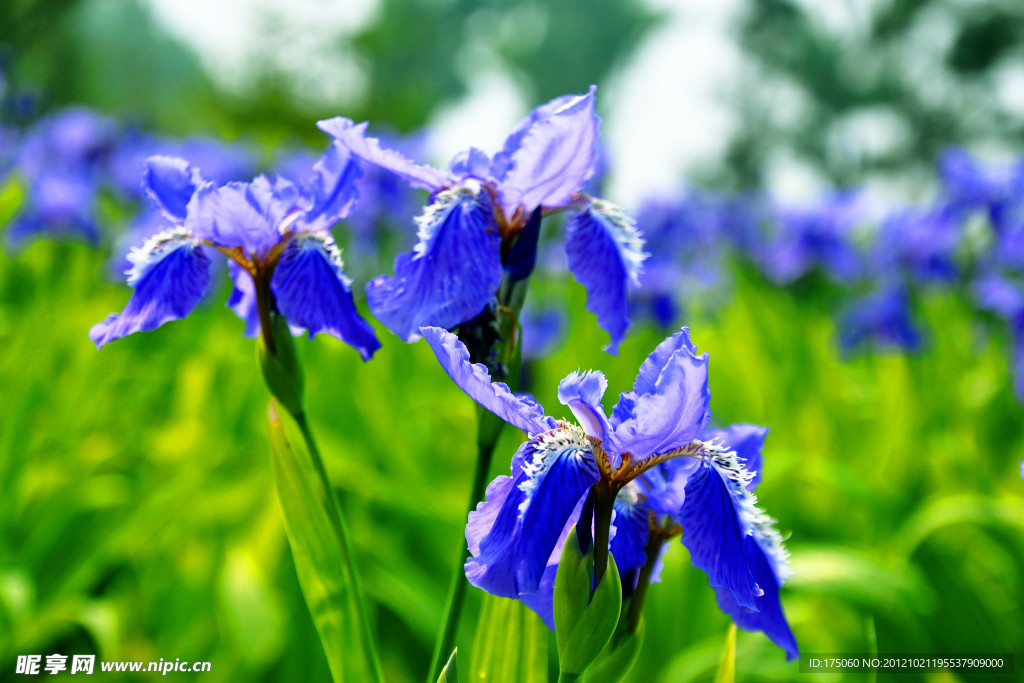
[679,451,761,611]
[557,370,613,442]
[704,424,769,492]
[90,228,211,347]
[366,187,502,341]
[713,532,798,661]
[185,176,299,258]
[317,117,449,192]
[610,332,710,460]
[565,199,647,353]
[272,232,381,361]
[498,86,600,215]
[143,156,201,223]
[421,326,556,436]
[296,142,363,232]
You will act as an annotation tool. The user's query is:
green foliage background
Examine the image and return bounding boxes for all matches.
[2,0,1024,681]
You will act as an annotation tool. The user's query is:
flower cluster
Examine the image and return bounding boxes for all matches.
[421,325,798,660]
[318,86,647,352]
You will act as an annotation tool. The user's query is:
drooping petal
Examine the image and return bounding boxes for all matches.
[713,533,798,661]
[420,326,557,436]
[226,260,260,338]
[466,465,529,598]
[609,488,650,575]
[610,330,710,460]
[557,370,614,443]
[271,232,380,361]
[143,156,201,223]
[296,142,363,233]
[367,187,502,341]
[704,424,769,492]
[185,176,300,258]
[317,117,449,192]
[498,86,600,215]
[565,199,646,353]
[516,426,602,592]
[90,228,211,347]
[678,452,761,611]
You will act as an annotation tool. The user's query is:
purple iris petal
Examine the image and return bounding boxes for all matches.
[704,424,769,492]
[679,458,761,611]
[609,494,650,575]
[271,233,380,361]
[713,534,798,661]
[296,142,362,233]
[497,86,599,215]
[367,190,502,342]
[449,147,492,180]
[565,200,646,353]
[838,285,922,353]
[516,429,601,592]
[609,329,710,460]
[420,326,557,436]
[557,370,614,442]
[185,176,301,259]
[492,92,584,180]
[316,117,449,192]
[143,156,202,223]
[90,229,211,348]
[465,465,529,598]
[973,273,1024,323]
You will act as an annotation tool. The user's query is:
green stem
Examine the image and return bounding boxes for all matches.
[625,535,666,633]
[592,484,616,587]
[557,671,581,683]
[292,408,384,682]
[427,408,503,682]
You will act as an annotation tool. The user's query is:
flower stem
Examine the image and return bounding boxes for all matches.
[427,407,503,683]
[592,483,617,588]
[625,534,666,633]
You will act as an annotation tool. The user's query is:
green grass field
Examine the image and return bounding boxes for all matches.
[2,216,1024,682]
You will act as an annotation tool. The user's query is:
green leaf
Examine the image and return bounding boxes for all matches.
[437,648,458,683]
[554,525,595,657]
[713,624,736,683]
[582,616,645,683]
[556,542,623,676]
[470,594,547,683]
[267,402,383,683]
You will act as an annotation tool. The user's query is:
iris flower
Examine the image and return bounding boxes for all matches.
[90,145,380,360]
[318,87,646,352]
[420,325,798,659]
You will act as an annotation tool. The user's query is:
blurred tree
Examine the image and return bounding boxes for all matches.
[720,0,1024,191]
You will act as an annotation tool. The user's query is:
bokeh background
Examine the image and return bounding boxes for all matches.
[2,0,1024,681]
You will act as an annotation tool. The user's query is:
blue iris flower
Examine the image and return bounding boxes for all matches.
[760,194,865,284]
[838,284,922,354]
[90,145,380,360]
[419,325,797,659]
[318,87,646,352]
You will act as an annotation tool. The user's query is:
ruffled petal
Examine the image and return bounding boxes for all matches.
[317,117,449,192]
[516,427,601,592]
[366,188,502,341]
[90,228,211,347]
[420,326,556,435]
[185,176,299,258]
[296,142,363,233]
[143,156,201,223]
[497,86,600,215]
[557,370,614,443]
[271,232,381,360]
[465,430,598,598]
[704,424,769,492]
[713,534,798,661]
[565,199,646,353]
[679,454,761,611]
[610,330,710,460]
